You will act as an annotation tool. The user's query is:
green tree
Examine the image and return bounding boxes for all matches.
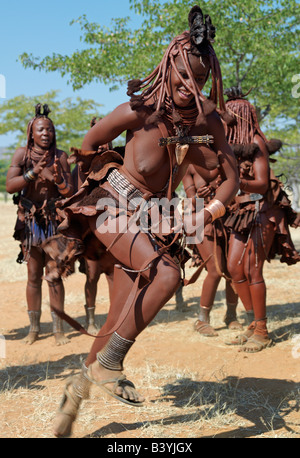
[261,100,300,211]
[0,90,103,154]
[0,91,105,193]
[0,158,10,197]
[269,138,300,211]
[19,0,299,120]
[17,0,299,204]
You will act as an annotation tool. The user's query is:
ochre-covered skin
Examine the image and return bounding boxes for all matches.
[224,90,300,352]
[182,164,241,336]
[51,7,240,437]
[6,112,73,346]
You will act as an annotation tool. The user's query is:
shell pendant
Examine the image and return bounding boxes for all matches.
[175,143,189,165]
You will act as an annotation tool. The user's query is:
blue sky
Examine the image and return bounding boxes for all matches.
[0,0,142,147]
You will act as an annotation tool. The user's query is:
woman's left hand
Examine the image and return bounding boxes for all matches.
[197,185,212,198]
[53,158,64,184]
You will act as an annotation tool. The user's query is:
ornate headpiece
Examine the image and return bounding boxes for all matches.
[34,103,52,118]
[127,5,234,130]
[25,103,56,161]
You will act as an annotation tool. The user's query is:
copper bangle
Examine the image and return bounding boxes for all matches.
[59,187,70,195]
[56,179,67,189]
[56,179,70,194]
[205,199,226,222]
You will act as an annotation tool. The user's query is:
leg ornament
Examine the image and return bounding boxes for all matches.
[246,310,255,325]
[28,310,41,333]
[96,332,134,371]
[51,311,64,334]
[194,306,218,337]
[24,310,41,344]
[51,311,70,345]
[224,302,243,330]
[84,305,99,335]
[85,332,144,407]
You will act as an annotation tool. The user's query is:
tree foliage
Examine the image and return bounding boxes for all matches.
[262,101,300,209]
[0,91,104,192]
[12,1,300,203]
[0,159,10,195]
[0,90,103,152]
[19,0,299,120]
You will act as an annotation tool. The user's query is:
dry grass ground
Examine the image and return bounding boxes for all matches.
[0,200,299,439]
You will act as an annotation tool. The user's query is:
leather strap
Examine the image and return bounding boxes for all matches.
[212,222,231,282]
[157,122,175,201]
[50,232,180,338]
[183,254,212,286]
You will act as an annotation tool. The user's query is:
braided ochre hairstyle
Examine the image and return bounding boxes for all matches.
[127,6,233,129]
[224,86,282,159]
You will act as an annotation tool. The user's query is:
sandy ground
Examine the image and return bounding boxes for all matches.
[0,200,299,439]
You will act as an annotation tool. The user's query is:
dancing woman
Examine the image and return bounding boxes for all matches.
[48,6,239,437]
[224,87,300,352]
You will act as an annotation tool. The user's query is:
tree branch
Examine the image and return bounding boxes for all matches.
[240,55,256,82]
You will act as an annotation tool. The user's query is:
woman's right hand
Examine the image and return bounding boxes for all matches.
[32,151,49,175]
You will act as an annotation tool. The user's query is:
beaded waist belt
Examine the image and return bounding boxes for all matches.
[107,169,144,209]
[158,134,214,146]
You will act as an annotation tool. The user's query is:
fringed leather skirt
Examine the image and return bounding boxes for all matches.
[224,189,300,266]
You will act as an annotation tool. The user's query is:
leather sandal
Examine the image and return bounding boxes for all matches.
[194,319,218,336]
[239,335,273,353]
[53,377,83,437]
[225,323,255,346]
[85,367,144,407]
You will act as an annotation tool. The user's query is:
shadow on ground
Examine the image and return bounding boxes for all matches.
[85,376,300,438]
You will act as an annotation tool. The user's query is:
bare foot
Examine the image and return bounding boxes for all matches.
[87,360,145,405]
[54,332,70,346]
[53,385,79,437]
[24,331,39,345]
